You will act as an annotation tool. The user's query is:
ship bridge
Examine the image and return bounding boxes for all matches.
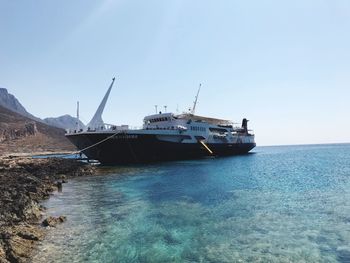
[175,113,233,126]
[143,113,174,124]
[143,112,186,130]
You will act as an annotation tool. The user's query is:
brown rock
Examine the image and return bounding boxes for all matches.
[0,157,96,262]
[0,224,44,263]
[42,216,67,227]
[8,235,33,260]
[0,246,6,260]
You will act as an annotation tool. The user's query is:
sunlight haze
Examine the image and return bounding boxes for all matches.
[1,0,349,146]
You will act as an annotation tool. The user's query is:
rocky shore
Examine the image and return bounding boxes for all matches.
[0,157,96,263]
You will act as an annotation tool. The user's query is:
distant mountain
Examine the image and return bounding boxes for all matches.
[43,115,85,130]
[0,105,75,154]
[0,87,84,131]
[0,87,40,121]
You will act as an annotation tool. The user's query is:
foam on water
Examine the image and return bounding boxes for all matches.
[32,144,350,262]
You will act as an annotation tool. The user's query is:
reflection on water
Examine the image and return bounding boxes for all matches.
[32,144,350,262]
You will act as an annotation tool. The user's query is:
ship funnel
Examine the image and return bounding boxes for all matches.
[86,77,115,130]
[241,118,248,133]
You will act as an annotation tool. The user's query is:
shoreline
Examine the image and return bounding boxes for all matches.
[0,151,76,158]
[0,156,97,263]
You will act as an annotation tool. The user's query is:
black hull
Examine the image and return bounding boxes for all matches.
[66,133,256,165]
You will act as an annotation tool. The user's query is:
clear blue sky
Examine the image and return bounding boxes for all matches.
[1,0,350,146]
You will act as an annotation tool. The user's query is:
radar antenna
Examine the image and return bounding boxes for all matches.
[191,83,201,115]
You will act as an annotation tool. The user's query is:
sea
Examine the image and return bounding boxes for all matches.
[32,144,350,263]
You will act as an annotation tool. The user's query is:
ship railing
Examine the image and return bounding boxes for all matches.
[231,129,255,136]
[65,128,84,134]
[103,124,146,131]
[144,125,188,131]
[128,126,143,130]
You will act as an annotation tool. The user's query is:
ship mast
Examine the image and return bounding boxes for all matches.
[86,77,115,130]
[76,101,80,131]
[191,83,201,115]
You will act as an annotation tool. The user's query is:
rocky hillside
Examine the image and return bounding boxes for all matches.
[0,105,75,155]
[43,114,85,130]
[0,88,40,121]
[0,87,84,130]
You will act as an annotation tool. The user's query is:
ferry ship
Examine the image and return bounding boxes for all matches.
[65,78,256,164]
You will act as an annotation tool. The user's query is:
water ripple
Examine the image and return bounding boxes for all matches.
[32,144,350,262]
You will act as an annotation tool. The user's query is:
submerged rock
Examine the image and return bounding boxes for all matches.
[55,181,63,192]
[336,246,350,262]
[42,216,67,227]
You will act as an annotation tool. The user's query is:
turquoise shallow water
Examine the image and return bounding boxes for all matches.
[32,144,350,262]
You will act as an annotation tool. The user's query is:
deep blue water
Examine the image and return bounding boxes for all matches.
[33,144,350,262]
